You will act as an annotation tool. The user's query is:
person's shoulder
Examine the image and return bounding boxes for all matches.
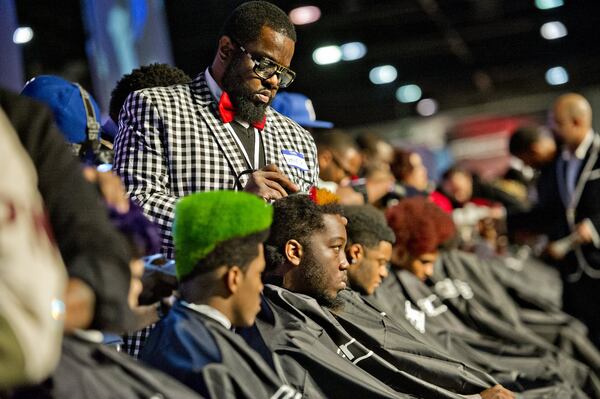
[267,108,315,145]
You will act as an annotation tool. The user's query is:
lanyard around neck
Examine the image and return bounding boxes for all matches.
[224,122,260,170]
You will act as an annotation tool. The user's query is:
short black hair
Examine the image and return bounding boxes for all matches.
[509,125,546,156]
[264,195,343,271]
[355,131,385,155]
[179,230,269,301]
[441,165,471,181]
[313,130,358,154]
[221,1,296,46]
[342,205,395,249]
[109,63,191,122]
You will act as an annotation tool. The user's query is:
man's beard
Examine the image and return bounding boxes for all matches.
[222,55,271,123]
[300,246,345,311]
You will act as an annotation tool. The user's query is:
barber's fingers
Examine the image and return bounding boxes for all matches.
[259,164,299,193]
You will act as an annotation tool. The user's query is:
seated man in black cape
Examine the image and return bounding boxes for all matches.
[140,191,301,399]
[246,194,516,398]
[340,204,593,397]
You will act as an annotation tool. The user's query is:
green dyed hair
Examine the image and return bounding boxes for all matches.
[174,191,273,279]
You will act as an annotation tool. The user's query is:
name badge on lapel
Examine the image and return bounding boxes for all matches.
[281,149,309,171]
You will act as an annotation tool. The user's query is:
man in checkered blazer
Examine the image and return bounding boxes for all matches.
[114,2,318,259]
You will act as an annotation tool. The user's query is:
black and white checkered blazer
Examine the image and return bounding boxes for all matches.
[113,72,319,258]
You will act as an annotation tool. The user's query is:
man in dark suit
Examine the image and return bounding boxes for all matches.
[509,93,600,348]
[114,1,319,258]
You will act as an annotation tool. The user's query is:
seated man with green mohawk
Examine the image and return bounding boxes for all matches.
[139,191,300,399]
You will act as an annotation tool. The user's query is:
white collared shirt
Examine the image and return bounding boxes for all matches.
[561,129,594,202]
[182,301,232,330]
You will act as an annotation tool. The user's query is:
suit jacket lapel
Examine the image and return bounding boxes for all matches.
[261,109,280,166]
[190,73,250,188]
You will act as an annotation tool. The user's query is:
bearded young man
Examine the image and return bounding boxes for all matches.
[114,1,318,258]
[240,195,517,399]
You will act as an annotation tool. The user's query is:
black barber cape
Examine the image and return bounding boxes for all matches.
[438,250,600,375]
[9,332,201,399]
[374,266,600,398]
[242,284,481,398]
[139,301,301,399]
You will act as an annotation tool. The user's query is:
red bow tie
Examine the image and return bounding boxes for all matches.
[218,91,266,130]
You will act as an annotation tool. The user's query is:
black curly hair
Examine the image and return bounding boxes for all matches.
[264,195,342,272]
[342,205,395,250]
[109,63,191,122]
[220,1,296,46]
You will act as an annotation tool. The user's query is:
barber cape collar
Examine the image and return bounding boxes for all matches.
[173,191,273,279]
[218,91,266,130]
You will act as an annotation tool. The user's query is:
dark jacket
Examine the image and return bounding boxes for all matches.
[140,301,301,399]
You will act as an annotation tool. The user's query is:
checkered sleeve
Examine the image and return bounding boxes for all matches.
[113,91,177,258]
[122,324,155,358]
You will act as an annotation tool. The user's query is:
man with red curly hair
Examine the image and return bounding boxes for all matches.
[386,197,456,281]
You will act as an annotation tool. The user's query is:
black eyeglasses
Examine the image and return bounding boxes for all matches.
[236,42,296,88]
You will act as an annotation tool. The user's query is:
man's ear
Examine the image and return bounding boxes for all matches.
[217,36,236,63]
[318,149,333,168]
[347,243,364,266]
[284,239,303,267]
[225,265,243,294]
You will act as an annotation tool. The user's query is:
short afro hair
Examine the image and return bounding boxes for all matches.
[386,197,455,257]
[109,63,191,122]
[265,195,342,271]
[313,129,358,154]
[342,205,395,249]
[221,1,296,46]
[509,125,547,157]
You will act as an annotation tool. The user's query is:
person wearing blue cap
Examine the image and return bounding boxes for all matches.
[21,75,113,165]
[113,1,319,259]
[140,191,302,399]
[271,91,333,130]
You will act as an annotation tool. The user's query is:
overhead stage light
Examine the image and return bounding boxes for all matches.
[540,21,567,40]
[545,66,569,86]
[341,42,367,61]
[13,27,33,44]
[416,98,438,116]
[396,84,422,103]
[369,65,397,84]
[289,6,321,25]
[313,45,342,65]
[535,0,564,10]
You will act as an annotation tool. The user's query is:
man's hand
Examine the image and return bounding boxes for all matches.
[480,385,516,399]
[575,221,594,244]
[82,167,129,213]
[243,164,299,201]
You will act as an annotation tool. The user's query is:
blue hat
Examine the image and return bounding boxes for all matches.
[271,92,333,129]
[21,75,101,144]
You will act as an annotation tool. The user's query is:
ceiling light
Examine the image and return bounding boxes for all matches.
[545,66,569,85]
[13,27,33,44]
[341,42,367,61]
[416,98,438,116]
[396,84,422,103]
[369,65,397,84]
[289,5,321,25]
[534,0,564,10]
[312,45,342,65]
[540,21,567,40]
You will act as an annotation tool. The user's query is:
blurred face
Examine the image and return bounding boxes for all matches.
[298,214,349,307]
[347,241,392,296]
[550,107,580,150]
[320,148,362,184]
[442,172,472,204]
[405,153,429,191]
[222,26,295,123]
[405,252,438,282]
[232,244,265,327]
